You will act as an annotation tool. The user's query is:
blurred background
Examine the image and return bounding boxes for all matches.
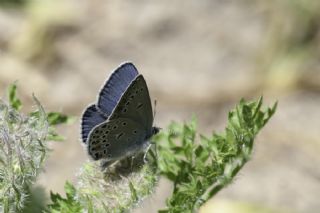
[0,0,320,212]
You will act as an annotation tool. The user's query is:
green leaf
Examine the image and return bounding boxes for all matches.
[7,83,22,110]
[65,182,77,199]
[47,112,75,126]
[30,110,73,142]
[129,181,138,203]
[47,129,65,141]
[47,182,83,213]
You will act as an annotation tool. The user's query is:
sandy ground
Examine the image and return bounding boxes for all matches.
[0,1,320,212]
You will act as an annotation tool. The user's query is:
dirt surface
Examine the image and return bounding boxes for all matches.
[0,1,319,212]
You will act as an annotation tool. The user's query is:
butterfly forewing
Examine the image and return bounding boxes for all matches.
[109,75,153,134]
[97,63,139,116]
[87,118,146,161]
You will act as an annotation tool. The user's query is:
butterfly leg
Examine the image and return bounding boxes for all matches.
[143,142,155,164]
[100,159,116,170]
[153,141,158,158]
[131,156,137,171]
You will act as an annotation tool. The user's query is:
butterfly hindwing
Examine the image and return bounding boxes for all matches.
[81,104,107,143]
[108,75,153,135]
[97,62,139,116]
[87,118,146,161]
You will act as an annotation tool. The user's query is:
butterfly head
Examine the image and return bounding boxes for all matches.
[146,126,161,139]
[152,126,161,136]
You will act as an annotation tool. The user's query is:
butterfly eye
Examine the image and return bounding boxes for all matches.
[122,122,127,126]
[133,130,137,134]
[103,150,107,154]
[101,124,107,129]
[113,125,118,129]
[122,108,127,113]
[135,90,139,94]
[126,101,130,105]
[105,143,110,147]
[105,130,109,134]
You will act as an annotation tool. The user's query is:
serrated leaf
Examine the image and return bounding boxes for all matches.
[47,182,82,213]
[65,182,76,199]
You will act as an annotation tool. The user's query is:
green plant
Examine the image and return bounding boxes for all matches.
[156,97,276,212]
[0,84,276,212]
[0,84,71,212]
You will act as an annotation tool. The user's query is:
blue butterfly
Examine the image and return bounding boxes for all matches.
[81,62,159,167]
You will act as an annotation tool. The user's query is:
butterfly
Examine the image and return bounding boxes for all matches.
[81,62,160,167]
